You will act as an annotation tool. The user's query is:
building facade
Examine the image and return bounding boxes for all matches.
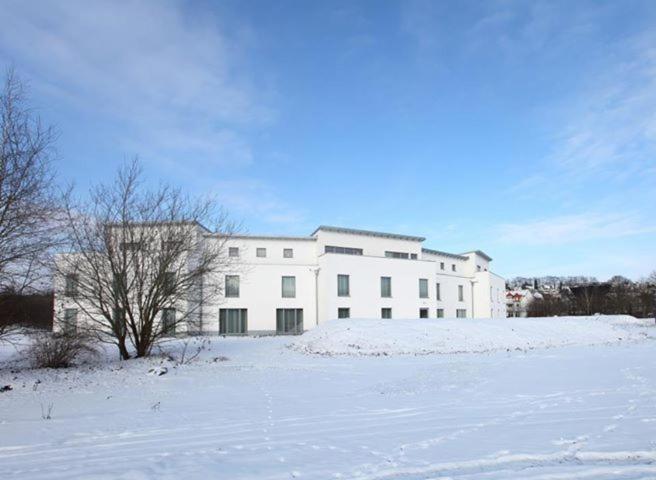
[54,225,506,335]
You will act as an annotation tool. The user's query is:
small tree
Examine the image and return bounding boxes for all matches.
[56,160,236,359]
[0,69,62,340]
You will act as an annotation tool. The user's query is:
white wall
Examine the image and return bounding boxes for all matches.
[53,227,506,334]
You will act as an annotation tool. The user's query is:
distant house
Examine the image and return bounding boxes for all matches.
[506,289,542,317]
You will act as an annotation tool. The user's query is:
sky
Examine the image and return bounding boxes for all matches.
[1,0,655,281]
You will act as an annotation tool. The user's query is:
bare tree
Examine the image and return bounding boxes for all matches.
[56,160,236,359]
[0,69,62,340]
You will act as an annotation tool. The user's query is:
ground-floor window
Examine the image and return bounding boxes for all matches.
[419,308,429,318]
[276,308,303,334]
[436,308,444,318]
[456,309,467,318]
[381,307,392,319]
[63,308,77,335]
[219,308,247,335]
[161,308,176,335]
[338,307,350,319]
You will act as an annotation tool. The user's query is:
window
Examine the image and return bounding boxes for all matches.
[337,308,350,319]
[64,274,78,297]
[456,309,467,318]
[283,248,294,258]
[256,248,267,258]
[419,278,428,298]
[477,265,482,272]
[419,308,429,318]
[229,247,239,257]
[161,308,176,334]
[337,274,350,296]
[436,282,441,301]
[458,285,464,302]
[225,275,240,298]
[325,245,363,255]
[385,251,409,259]
[381,308,392,319]
[120,241,144,252]
[452,264,456,272]
[219,308,247,334]
[436,308,444,318]
[440,262,445,270]
[276,308,303,334]
[112,272,126,295]
[410,253,418,259]
[164,272,176,295]
[380,276,392,297]
[63,308,78,335]
[113,307,126,336]
[281,276,296,298]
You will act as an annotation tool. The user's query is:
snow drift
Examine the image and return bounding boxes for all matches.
[291,315,654,356]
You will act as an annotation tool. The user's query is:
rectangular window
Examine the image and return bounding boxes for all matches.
[381,308,392,319]
[63,308,77,335]
[225,275,240,298]
[219,308,247,334]
[436,308,444,318]
[161,308,176,334]
[229,247,239,257]
[325,245,363,255]
[337,274,350,296]
[477,265,482,271]
[436,283,441,301]
[120,241,144,252]
[276,308,303,334]
[452,264,456,272]
[385,251,409,259]
[112,307,126,337]
[419,308,429,318]
[410,253,418,259]
[64,273,78,297]
[456,309,467,318]
[281,276,296,298]
[164,272,176,295]
[380,276,392,297]
[419,278,428,298]
[337,307,350,319]
[256,247,267,258]
[458,285,464,302]
[283,248,294,258]
[440,262,445,270]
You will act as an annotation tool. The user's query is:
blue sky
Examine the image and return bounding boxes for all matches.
[1,0,655,280]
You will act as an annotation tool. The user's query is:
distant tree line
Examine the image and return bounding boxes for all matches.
[527,275,656,318]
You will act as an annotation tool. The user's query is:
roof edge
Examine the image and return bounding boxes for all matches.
[311,225,425,242]
[421,248,468,260]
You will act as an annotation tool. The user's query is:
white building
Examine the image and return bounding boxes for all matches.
[55,225,506,335]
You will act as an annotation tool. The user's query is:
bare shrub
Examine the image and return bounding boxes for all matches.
[28,332,97,369]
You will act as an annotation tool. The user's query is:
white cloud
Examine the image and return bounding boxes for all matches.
[0,0,271,167]
[495,212,656,246]
[213,179,306,229]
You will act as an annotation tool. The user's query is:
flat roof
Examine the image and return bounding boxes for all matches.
[421,248,468,260]
[460,250,493,261]
[206,233,316,241]
[311,225,425,242]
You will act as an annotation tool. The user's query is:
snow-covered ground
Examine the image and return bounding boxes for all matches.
[1,316,656,479]
[292,315,653,356]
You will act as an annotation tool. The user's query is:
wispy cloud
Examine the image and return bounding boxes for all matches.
[214,179,306,230]
[546,33,656,181]
[495,212,656,246]
[0,0,272,168]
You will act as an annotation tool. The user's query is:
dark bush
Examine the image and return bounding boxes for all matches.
[28,332,97,369]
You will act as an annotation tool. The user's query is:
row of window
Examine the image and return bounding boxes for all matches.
[229,247,295,259]
[337,307,467,319]
[60,307,304,336]
[225,274,467,301]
